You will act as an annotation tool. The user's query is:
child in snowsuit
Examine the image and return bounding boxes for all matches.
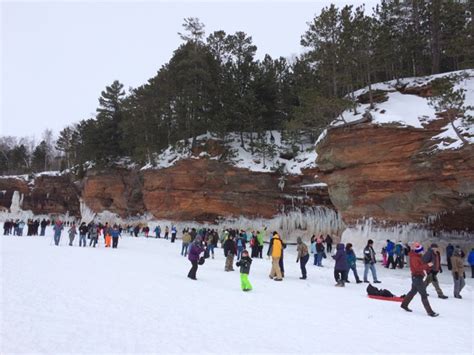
[236,250,252,291]
[346,243,362,283]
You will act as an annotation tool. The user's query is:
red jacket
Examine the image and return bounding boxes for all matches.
[409,251,430,276]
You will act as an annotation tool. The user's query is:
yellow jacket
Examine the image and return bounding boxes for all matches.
[272,234,283,258]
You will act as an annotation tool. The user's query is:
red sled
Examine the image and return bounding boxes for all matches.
[368,295,404,302]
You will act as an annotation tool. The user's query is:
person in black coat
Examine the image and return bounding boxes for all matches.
[223,235,237,271]
[446,243,454,270]
[236,250,253,291]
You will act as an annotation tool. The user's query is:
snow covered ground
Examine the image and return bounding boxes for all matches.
[1,230,472,354]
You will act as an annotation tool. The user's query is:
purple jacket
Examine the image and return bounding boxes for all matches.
[188,242,204,262]
[334,243,349,271]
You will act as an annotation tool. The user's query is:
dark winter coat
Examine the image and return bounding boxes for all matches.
[79,224,88,235]
[363,245,376,264]
[223,238,237,257]
[236,256,252,274]
[188,242,204,262]
[409,251,430,277]
[446,244,454,258]
[422,248,442,273]
[333,243,349,271]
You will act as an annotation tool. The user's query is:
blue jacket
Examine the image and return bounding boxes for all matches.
[346,249,356,267]
[386,241,395,256]
[468,250,474,266]
[334,243,349,271]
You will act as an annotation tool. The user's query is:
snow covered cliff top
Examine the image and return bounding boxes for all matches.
[330,69,474,151]
[142,131,317,175]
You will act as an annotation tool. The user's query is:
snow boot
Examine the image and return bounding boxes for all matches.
[421,297,438,317]
[438,295,448,299]
[374,280,381,283]
[401,304,412,312]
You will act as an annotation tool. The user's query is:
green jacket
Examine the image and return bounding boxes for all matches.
[257,232,264,246]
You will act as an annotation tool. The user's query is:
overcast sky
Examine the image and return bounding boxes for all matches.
[1,0,378,139]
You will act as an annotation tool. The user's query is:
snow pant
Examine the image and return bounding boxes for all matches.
[225,254,234,271]
[79,234,87,247]
[251,246,258,258]
[334,269,347,284]
[269,257,282,279]
[316,252,324,266]
[112,237,119,248]
[105,235,112,247]
[453,275,465,297]
[54,233,61,246]
[401,275,435,315]
[171,233,176,243]
[164,232,169,240]
[326,244,332,253]
[258,245,263,258]
[364,263,379,282]
[348,264,360,282]
[188,260,198,279]
[424,272,445,297]
[386,255,396,268]
[237,246,243,260]
[300,254,309,278]
[313,254,318,265]
[69,235,75,246]
[471,265,474,278]
[90,236,98,247]
[181,243,189,256]
[395,255,404,268]
[240,273,252,291]
[447,257,452,271]
[40,227,46,236]
[382,254,387,267]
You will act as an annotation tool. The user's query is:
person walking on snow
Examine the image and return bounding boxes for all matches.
[68,222,77,246]
[223,235,237,271]
[236,250,253,291]
[446,243,454,270]
[154,225,161,238]
[257,230,265,258]
[345,243,362,283]
[333,243,349,287]
[451,248,466,299]
[187,236,205,280]
[423,243,448,299]
[468,248,474,278]
[267,232,283,281]
[111,225,121,248]
[181,230,192,256]
[296,237,309,280]
[89,223,99,247]
[363,239,381,283]
[385,240,396,269]
[171,226,177,243]
[400,243,439,317]
[325,234,333,253]
[53,221,63,246]
[79,222,88,247]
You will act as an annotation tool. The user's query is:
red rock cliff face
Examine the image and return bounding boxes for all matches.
[141,159,331,222]
[316,122,474,231]
[0,175,80,215]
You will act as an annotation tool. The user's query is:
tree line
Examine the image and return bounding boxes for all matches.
[1,0,472,174]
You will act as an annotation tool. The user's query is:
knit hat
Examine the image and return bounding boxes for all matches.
[296,237,302,244]
[413,242,424,254]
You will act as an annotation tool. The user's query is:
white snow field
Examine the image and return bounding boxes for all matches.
[1,231,472,354]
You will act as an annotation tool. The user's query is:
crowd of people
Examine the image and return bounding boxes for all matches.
[3,219,473,317]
